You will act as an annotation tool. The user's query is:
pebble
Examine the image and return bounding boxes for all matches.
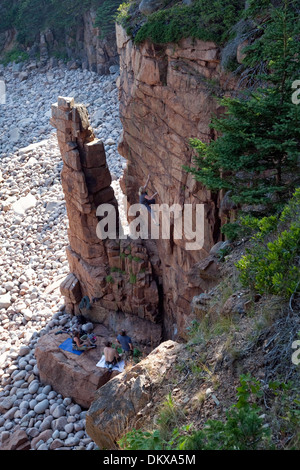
[0,61,123,450]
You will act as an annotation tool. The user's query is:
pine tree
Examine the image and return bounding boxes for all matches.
[185,0,300,214]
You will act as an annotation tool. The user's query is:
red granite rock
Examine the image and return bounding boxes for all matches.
[35,324,120,409]
[0,426,31,450]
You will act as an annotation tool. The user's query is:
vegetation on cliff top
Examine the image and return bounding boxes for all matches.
[116,0,245,45]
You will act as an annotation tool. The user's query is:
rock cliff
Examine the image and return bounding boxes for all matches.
[116,24,238,338]
[49,22,241,343]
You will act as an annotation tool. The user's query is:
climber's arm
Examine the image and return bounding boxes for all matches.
[142,174,150,191]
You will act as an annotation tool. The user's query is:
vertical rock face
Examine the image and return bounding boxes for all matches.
[51,96,162,348]
[116,25,237,338]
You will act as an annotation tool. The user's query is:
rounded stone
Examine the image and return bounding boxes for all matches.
[34,399,49,414]
[52,404,66,419]
[69,404,81,416]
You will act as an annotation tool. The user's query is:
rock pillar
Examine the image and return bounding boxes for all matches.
[51,97,162,349]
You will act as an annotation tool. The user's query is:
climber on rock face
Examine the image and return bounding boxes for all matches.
[138,174,159,225]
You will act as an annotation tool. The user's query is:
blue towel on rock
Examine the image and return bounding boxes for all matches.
[59,337,84,356]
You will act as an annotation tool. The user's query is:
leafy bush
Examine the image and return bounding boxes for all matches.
[0,48,29,66]
[129,271,137,284]
[236,189,300,298]
[105,274,114,284]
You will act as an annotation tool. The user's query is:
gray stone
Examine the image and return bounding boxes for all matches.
[0,396,16,413]
[37,393,49,402]
[9,128,20,143]
[64,423,74,434]
[39,416,53,432]
[3,406,18,420]
[51,417,68,431]
[29,399,38,409]
[13,370,27,381]
[109,65,120,75]
[69,404,82,416]
[28,381,39,394]
[34,399,49,414]
[42,385,52,395]
[18,346,31,357]
[0,293,12,309]
[19,71,29,82]
[37,443,49,450]
[12,62,23,73]
[12,194,37,216]
[52,404,66,419]
[64,436,80,447]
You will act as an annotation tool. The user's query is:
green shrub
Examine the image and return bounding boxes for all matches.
[111,267,126,274]
[118,374,271,450]
[236,189,300,298]
[0,48,29,66]
[129,271,137,284]
[105,274,114,284]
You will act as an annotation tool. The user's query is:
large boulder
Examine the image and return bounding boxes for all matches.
[35,324,120,408]
[86,340,183,449]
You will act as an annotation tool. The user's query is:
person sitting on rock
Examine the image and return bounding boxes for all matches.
[116,330,133,361]
[72,330,96,351]
[103,341,120,368]
[139,174,159,225]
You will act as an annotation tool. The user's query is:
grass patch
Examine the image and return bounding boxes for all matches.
[129,271,137,284]
[105,274,114,284]
[0,48,29,66]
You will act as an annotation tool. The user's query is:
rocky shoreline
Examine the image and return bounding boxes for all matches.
[0,63,126,450]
